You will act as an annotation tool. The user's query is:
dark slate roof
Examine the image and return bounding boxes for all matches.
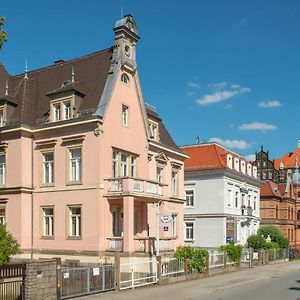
[0,48,182,154]
[0,48,113,126]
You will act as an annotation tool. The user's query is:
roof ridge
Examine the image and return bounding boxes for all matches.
[214,144,226,168]
[13,47,112,78]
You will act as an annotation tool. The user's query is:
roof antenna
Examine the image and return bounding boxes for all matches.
[5,79,8,96]
[71,66,75,83]
[24,59,28,79]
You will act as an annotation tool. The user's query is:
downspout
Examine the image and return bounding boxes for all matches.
[156,200,162,256]
[30,135,34,259]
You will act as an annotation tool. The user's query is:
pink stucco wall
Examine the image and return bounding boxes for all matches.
[3,69,185,255]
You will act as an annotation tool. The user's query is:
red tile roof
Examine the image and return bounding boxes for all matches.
[181,143,248,172]
[274,147,300,170]
[260,180,282,197]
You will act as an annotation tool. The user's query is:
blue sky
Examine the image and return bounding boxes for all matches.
[1,0,300,160]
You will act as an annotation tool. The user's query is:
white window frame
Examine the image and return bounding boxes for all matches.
[42,207,54,237]
[69,148,82,182]
[185,189,194,208]
[112,150,138,178]
[64,101,71,120]
[149,121,159,141]
[54,103,61,121]
[0,206,5,225]
[228,189,232,207]
[185,222,194,241]
[170,214,177,237]
[171,170,178,197]
[42,152,54,185]
[69,206,81,237]
[0,108,5,127]
[122,105,128,126]
[0,154,5,186]
[121,73,129,85]
[156,165,164,183]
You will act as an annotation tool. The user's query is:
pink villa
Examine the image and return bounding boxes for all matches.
[0,15,187,259]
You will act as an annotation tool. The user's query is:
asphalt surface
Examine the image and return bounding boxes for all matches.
[79,261,300,300]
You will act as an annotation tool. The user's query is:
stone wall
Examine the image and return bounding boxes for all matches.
[25,260,57,300]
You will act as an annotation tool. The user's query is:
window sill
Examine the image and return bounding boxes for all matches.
[184,239,195,243]
[185,206,194,209]
[66,181,83,186]
[40,184,55,188]
[67,236,82,240]
[41,235,54,240]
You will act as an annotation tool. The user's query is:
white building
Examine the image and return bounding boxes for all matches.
[181,143,261,248]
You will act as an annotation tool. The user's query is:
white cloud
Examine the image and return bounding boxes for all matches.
[187,82,200,88]
[196,83,251,106]
[208,137,252,150]
[244,154,256,162]
[208,81,226,89]
[239,122,277,132]
[258,100,282,108]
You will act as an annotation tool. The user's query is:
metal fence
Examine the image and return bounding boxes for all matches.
[266,248,287,262]
[60,264,116,299]
[119,259,158,290]
[0,264,26,300]
[161,258,184,278]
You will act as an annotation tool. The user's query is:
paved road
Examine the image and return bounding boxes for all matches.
[80,261,300,300]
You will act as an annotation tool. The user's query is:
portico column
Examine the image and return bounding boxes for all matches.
[123,196,135,252]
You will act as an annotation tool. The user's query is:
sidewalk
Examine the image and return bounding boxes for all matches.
[78,260,300,300]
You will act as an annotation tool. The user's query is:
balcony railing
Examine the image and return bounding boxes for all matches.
[107,177,164,197]
[107,237,123,252]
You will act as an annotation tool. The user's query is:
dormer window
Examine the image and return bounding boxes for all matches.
[64,101,71,120]
[149,121,159,141]
[121,73,129,85]
[234,158,239,172]
[51,99,73,122]
[54,103,61,121]
[227,154,232,169]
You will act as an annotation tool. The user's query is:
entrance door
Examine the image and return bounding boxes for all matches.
[112,208,123,237]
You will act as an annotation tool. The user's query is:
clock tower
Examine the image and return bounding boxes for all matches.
[112,15,140,71]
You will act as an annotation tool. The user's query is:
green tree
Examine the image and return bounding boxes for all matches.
[0,224,20,264]
[0,16,8,49]
[258,225,289,248]
[247,234,267,250]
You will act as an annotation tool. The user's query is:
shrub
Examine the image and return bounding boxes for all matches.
[174,246,208,273]
[220,242,243,263]
[247,234,266,250]
[265,241,279,249]
[0,224,20,264]
[258,225,289,248]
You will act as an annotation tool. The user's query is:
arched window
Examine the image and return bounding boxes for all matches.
[121,73,129,85]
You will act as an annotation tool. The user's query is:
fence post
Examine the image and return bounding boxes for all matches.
[87,267,90,293]
[54,257,62,300]
[249,248,253,268]
[258,250,262,265]
[205,254,209,276]
[184,259,188,275]
[102,265,105,291]
[266,250,269,265]
[156,256,162,283]
[223,251,227,272]
[115,255,121,290]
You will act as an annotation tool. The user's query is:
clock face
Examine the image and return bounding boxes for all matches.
[124,45,131,57]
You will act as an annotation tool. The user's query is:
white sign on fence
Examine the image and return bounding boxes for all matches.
[93,268,100,276]
[63,272,69,279]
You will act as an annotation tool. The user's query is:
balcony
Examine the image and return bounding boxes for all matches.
[107,237,123,252]
[106,177,165,199]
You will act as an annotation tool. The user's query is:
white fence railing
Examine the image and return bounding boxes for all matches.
[161,258,184,277]
[119,259,158,290]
